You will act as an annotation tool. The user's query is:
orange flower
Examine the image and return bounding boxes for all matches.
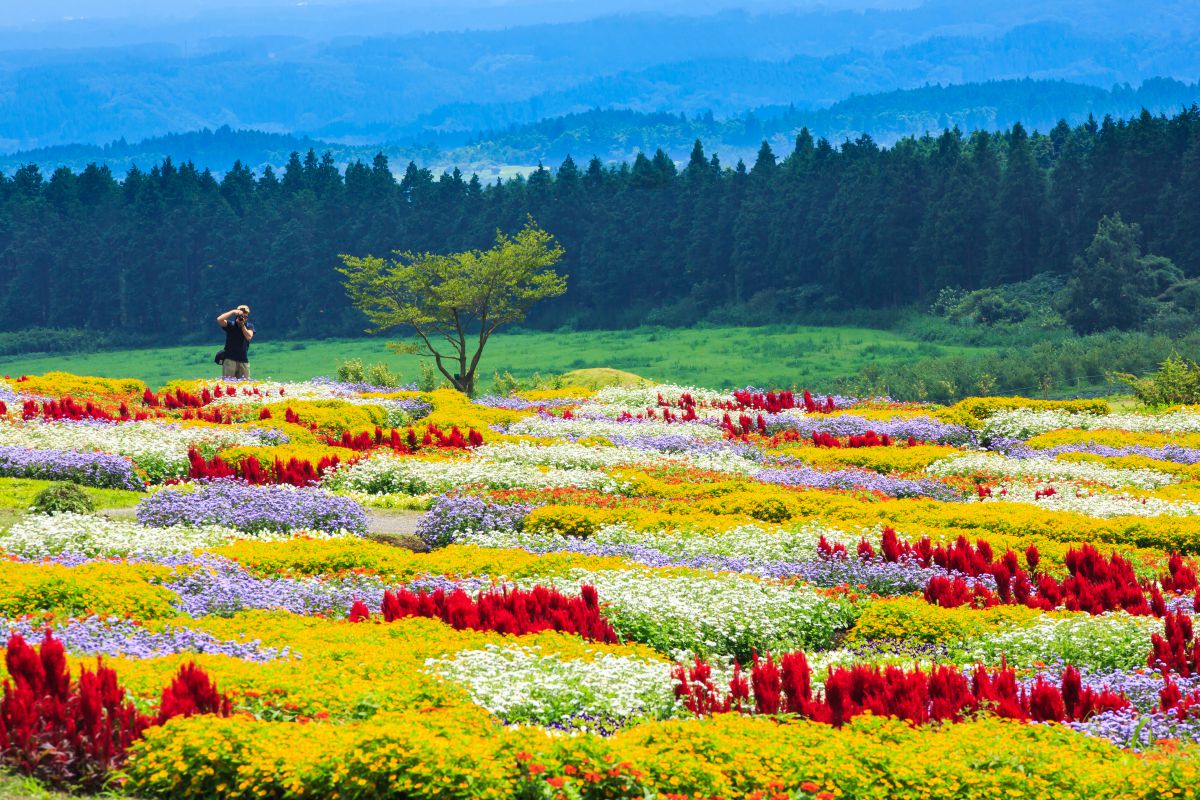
[800,782,820,792]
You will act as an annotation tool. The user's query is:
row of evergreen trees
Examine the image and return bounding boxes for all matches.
[1,108,1198,339]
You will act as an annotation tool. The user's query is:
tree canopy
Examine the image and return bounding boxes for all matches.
[338,221,566,395]
[2,108,1200,341]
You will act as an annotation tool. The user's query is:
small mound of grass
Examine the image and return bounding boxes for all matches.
[560,368,651,389]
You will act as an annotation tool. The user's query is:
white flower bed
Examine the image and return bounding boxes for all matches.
[523,568,852,658]
[959,611,1160,672]
[926,452,1177,489]
[587,384,731,416]
[982,409,1200,441]
[0,512,352,558]
[504,415,724,441]
[427,644,679,724]
[475,440,758,475]
[464,520,854,565]
[0,420,262,481]
[979,485,1200,518]
[321,452,625,495]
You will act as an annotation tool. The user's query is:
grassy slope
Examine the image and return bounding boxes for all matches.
[0,326,993,390]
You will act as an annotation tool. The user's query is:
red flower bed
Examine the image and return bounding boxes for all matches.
[20,396,149,423]
[830,528,1198,617]
[186,447,341,486]
[0,632,229,791]
[674,651,1129,727]
[347,585,618,642]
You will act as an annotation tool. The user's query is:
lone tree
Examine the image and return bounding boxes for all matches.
[338,221,566,396]
[1063,213,1182,334]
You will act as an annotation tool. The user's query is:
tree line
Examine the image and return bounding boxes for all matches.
[1,107,1199,342]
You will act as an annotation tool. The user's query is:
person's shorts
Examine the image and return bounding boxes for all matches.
[221,359,250,379]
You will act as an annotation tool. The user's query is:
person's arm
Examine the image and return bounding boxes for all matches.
[241,322,254,342]
[216,309,239,328]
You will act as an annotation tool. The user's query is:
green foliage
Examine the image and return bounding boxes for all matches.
[335,358,366,383]
[365,362,402,388]
[31,482,96,515]
[340,221,567,396]
[417,362,442,392]
[490,371,565,395]
[0,479,142,512]
[1114,353,1200,408]
[1063,214,1184,334]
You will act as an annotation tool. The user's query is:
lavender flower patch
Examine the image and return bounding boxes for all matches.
[167,558,389,618]
[474,395,579,410]
[757,555,996,596]
[763,413,972,445]
[608,434,762,461]
[0,445,142,490]
[1069,707,1200,750]
[1039,443,1200,465]
[311,376,420,395]
[755,465,962,501]
[415,493,532,549]
[137,480,367,534]
[0,616,289,662]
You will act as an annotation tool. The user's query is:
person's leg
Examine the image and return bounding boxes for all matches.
[222,359,237,378]
[236,361,250,379]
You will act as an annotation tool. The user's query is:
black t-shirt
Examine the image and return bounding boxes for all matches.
[223,318,255,362]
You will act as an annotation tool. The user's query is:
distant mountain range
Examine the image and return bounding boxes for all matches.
[1,1,1199,153]
[4,77,1198,177]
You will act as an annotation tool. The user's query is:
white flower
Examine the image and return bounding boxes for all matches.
[427,644,679,723]
[926,452,1176,489]
[321,452,625,495]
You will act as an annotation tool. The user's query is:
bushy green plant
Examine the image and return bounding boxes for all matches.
[365,362,402,388]
[31,482,95,515]
[1114,353,1200,408]
[491,370,566,394]
[336,358,366,383]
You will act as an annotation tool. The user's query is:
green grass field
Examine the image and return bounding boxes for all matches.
[0,326,995,390]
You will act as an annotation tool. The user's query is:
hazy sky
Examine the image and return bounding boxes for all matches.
[0,0,917,27]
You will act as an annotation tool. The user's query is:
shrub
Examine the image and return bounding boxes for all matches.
[365,362,403,388]
[30,481,95,515]
[1115,353,1200,408]
[336,358,366,383]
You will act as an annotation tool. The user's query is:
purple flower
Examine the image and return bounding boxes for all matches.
[754,465,961,501]
[474,395,578,410]
[416,493,532,549]
[310,376,420,395]
[137,480,367,534]
[763,414,971,445]
[0,616,290,662]
[0,445,143,490]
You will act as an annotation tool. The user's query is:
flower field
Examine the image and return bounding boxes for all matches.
[5,371,1200,797]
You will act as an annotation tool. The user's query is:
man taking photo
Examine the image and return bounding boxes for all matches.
[216,304,256,378]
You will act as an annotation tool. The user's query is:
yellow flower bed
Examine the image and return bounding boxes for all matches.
[5,371,146,400]
[126,711,1200,800]
[0,561,176,620]
[786,444,960,473]
[261,400,388,434]
[933,396,1109,427]
[210,538,632,581]
[849,596,1046,644]
[1026,428,1200,449]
